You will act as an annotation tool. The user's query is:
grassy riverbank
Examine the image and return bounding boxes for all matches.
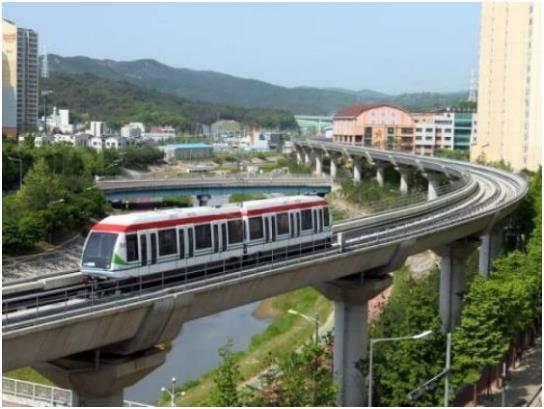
[159,287,333,406]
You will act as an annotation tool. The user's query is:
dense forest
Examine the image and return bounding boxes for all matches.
[40,72,299,132]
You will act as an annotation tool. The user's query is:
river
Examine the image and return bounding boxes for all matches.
[125,301,273,404]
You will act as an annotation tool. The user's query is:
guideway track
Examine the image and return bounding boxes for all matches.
[2,144,527,375]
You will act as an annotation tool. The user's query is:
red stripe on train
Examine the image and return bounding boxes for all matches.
[91,200,327,233]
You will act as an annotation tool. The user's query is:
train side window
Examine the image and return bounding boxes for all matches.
[195,224,212,249]
[221,224,227,251]
[301,209,313,230]
[249,217,264,240]
[313,209,318,233]
[188,228,194,257]
[150,233,157,264]
[178,229,185,259]
[277,213,289,235]
[140,235,147,266]
[271,216,276,241]
[296,212,301,236]
[319,208,323,232]
[158,229,177,256]
[323,207,330,226]
[228,219,243,244]
[126,234,139,262]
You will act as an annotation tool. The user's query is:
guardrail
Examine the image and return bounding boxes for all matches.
[2,377,152,407]
[2,377,73,406]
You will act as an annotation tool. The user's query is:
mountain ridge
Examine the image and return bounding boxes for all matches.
[47,54,468,114]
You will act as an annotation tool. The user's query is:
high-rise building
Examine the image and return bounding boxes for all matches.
[471,3,541,171]
[16,25,39,134]
[2,19,17,138]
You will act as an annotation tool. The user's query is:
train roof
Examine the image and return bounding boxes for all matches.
[91,195,327,233]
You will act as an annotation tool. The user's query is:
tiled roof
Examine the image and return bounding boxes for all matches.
[334,103,409,118]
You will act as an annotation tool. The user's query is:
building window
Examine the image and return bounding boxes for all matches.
[195,224,212,249]
[426,128,433,132]
[387,127,394,134]
[126,234,139,262]
[158,229,177,255]
[249,217,263,240]
[227,219,243,244]
[277,213,289,235]
[301,209,313,230]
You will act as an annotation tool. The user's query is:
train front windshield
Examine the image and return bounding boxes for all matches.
[82,232,118,269]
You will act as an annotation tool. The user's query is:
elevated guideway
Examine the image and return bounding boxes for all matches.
[2,142,527,406]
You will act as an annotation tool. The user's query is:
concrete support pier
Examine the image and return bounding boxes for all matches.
[375,164,385,187]
[314,274,392,407]
[304,149,312,166]
[330,156,338,179]
[397,167,411,195]
[435,239,479,332]
[196,194,211,206]
[478,224,505,277]
[296,148,303,164]
[35,347,166,407]
[424,172,441,201]
[315,151,323,176]
[352,158,363,183]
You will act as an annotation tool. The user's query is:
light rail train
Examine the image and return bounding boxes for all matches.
[81,196,332,280]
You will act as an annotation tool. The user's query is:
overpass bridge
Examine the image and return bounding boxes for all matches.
[95,175,332,205]
[2,141,527,406]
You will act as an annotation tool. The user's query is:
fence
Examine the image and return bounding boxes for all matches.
[2,377,73,406]
[2,377,152,407]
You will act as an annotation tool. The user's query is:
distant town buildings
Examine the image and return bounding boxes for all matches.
[88,121,105,137]
[143,126,176,143]
[210,119,241,137]
[161,143,213,162]
[333,103,477,156]
[2,19,39,137]
[471,2,541,171]
[295,115,334,138]
[120,122,145,138]
[333,104,415,151]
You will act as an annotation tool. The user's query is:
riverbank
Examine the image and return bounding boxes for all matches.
[160,287,334,406]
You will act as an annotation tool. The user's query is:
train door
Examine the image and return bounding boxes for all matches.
[313,209,318,234]
[318,208,323,233]
[221,222,227,252]
[150,233,157,266]
[290,213,295,239]
[271,215,276,243]
[188,227,194,258]
[264,216,270,243]
[139,234,148,275]
[213,224,219,254]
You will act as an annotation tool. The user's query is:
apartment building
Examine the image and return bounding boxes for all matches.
[16,25,39,134]
[471,3,541,171]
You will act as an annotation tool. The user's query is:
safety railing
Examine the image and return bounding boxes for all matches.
[2,377,73,407]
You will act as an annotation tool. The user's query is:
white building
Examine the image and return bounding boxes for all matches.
[104,136,128,150]
[88,121,105,137]
[45,107,73,134]
[121,122,145,138]
[52,133,90,147]
[88,136,104,151]
[34,134,55,147]
[413,112,455,156]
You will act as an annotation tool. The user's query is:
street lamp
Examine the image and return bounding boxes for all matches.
[406,332,452,407]
[287,308,320,344]
[368,329,432,407]
[161,377,185,407]
[7,156,23,190]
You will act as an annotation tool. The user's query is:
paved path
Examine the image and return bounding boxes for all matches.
[481,337,542,407]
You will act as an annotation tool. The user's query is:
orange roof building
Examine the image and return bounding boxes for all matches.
[333,103,415,151]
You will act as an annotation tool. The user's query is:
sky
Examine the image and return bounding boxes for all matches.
[3,2,481,94]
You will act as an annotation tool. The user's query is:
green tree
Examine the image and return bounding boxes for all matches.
[210,339,241,407]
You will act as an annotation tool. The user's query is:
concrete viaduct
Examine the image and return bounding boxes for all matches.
[95,175,332,205]
[2,141,527,406]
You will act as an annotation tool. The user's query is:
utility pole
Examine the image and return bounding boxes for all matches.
[444,332,451,407]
